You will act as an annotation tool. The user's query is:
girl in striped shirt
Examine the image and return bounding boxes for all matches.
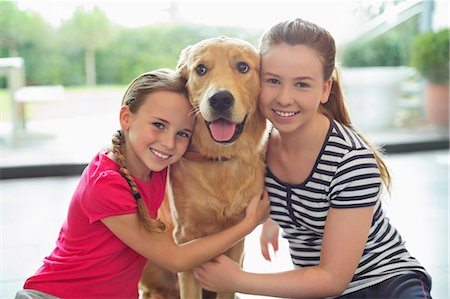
[194,18,432,298]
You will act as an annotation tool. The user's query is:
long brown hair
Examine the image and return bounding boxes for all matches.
[259,18,391,188]
[111,69,188,233]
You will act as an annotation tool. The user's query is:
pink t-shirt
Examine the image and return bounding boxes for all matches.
[24,151,167,299]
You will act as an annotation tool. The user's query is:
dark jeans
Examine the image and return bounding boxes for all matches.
[337,272,432,299]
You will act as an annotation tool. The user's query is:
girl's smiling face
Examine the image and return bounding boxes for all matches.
[259,43,332,134]
[120,90,194,181]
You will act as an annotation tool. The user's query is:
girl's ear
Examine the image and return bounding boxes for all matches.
[119,105,131,131]
[321,78,333,104]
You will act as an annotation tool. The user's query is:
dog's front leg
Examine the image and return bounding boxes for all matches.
[215,291,235,299]
[214,239,245,299]
[226,239,245,265]
[178,270,202,299]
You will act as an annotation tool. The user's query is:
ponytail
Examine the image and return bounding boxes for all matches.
[321,67,351,126]
[325,67,391,190]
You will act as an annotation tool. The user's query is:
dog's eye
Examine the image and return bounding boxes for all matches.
[196,64,207,76]
[237,62,249,73]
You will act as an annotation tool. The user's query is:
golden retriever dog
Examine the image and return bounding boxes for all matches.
[140,36,267,299]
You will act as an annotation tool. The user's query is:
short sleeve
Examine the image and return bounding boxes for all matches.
[81,170,137,223]
[329,148,382,208]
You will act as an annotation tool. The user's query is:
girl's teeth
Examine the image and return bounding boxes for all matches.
[274,110,298,117]
[152,149,170,159]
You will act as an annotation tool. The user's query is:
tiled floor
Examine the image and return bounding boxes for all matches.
[1,150,448,299]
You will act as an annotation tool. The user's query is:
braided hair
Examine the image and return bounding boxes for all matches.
[111,69,188,233]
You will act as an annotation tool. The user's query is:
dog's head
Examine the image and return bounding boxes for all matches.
[177,36,265,157]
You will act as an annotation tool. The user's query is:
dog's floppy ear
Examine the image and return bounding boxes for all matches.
[176,45,192,80]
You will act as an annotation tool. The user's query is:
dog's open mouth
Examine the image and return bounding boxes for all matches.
[206,117,246,144]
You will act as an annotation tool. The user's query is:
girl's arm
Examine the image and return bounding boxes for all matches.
[101,191,270,273]
[194,205,374,298]
[259,218,279,261]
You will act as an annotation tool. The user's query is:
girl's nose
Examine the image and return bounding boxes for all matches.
[160,133,176,150]
[276,85,294,106]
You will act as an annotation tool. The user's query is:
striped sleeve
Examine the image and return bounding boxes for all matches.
[329,148,381,208]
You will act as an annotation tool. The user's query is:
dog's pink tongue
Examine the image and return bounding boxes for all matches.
[209,119,236,142]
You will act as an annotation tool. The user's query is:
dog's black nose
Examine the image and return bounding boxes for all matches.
[209,91,234,112]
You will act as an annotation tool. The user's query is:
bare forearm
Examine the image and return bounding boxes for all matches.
[102,193,268,273]
[171,219,254,272]
[235,267,344,298]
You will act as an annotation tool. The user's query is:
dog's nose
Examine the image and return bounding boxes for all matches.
[209,91,234,112]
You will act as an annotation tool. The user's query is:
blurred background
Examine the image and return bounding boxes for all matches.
[1,0,449,298]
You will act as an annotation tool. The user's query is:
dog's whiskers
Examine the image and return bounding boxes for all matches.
[189,107,201,118]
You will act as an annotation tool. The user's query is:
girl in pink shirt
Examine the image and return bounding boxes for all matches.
[16,69,269,299]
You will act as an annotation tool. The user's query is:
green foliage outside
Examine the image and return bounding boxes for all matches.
[410,28,450,84]
[0,2,262,87]
[339,17,420,67]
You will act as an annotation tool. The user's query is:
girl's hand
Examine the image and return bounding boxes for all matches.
[244,191,270,228]
[194,255,241,292]
[260,218,279,261]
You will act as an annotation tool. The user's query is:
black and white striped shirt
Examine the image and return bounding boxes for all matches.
[265,119,431,296]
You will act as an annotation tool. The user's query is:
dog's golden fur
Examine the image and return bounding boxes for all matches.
[140,36,267,299]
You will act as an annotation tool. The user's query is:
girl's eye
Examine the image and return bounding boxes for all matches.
[236,62,249,73]
[196,64,207,76]
[267,78,280,85]
[153,122,165,129]
[295,82,310,88]
[177,131,191,138]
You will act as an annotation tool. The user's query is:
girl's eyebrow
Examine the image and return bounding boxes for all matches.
[151,117,169,123]
[293,76,314,81]
[262,72,314,81]
[262,71,280,77]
